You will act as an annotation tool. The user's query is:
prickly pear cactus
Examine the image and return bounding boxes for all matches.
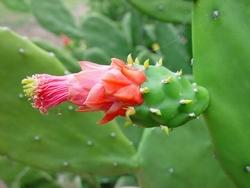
[0,27,136,176]
[130,61,209,128]
[193,0,250,187]
[128,0,192,23]
[80,13,130,60]
[136,118,236,188]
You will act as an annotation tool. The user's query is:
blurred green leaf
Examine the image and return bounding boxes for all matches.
[31,0,81,39]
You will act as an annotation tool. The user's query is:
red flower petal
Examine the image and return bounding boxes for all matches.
[99,102,126,124]
[113,85,143,104]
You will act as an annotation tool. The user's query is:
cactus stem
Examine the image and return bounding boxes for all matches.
[161,76,173,84]
[140,87,150,94]
[143,59,150,69]
[149,108,162,116]
[127,54,134,66]
[179,99,193,105]
[160,125,170,135]
[155,58,163,67]
[188,112,196,117]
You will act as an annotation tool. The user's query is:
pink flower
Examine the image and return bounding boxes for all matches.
[22,58,146,124]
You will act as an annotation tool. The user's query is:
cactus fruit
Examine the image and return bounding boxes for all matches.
[130,59,209,128]
[22,54,209,128]
[193,0,250,187]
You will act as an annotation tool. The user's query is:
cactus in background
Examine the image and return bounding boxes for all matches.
[1,0,30,12]
[0,156,61,188]
[193,0,250,187]
[128,0,192,23]
[30,0,81,39]
[33,39,79,73]
[80,14,131,60]
[0,27,137,179]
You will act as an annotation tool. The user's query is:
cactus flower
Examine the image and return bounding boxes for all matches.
[22,58,146,124]
[22,56,209,128]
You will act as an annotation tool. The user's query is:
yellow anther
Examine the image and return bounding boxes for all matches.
[149,108,162,116]
[152,42,160,51]
[127,54,134,66]
[21,77,37,97]
[140,87,150,94]
[179,99,193,105]
[143,59,150,69]
[155,58,163,67]
[161,76,173,84]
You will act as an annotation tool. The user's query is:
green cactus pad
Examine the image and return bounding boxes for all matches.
[128,0,192,23]
[193,0,250,187]
[0,27,136,176]
[136,118,236,188]
[131,64,209,128]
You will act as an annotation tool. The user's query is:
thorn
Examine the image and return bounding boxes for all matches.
[193,88,198,93]
[140,87,149,94]
[19,48,25,54]
[175,70,182,77]
[48,52,55,57]
[161,76,173,84]
[156,58,163,67]
[179,99,192,105]
[149,108,162,116]
[152,42,160,51]
[134,57,140,65]
[127,54,134,66]
[160,125,170,135]
[188,112,196,117]
[143,59,150,69]
[126,107,136,122]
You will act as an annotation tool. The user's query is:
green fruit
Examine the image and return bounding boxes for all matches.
[131,63,209,128]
